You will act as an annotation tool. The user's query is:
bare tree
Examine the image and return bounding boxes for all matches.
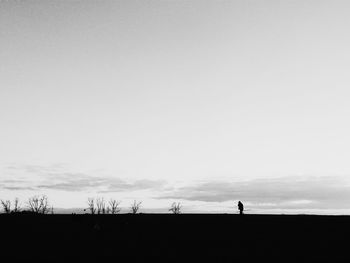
[130,200,142,214]
[41,196,50,214]
[87,198,96,214]
[0,200,11,214]
[109,199,121,214]
[13,198,21,213]
[169,202,182,214]
[0,198,21,214]
[96,198,106,214]
[27,195,51,214]
[27,196,41,213]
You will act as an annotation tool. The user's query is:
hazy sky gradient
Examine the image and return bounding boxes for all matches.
[1,0,350,213]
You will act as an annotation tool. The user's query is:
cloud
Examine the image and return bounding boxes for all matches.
[37,175,166,193]
[0,165,166,193]
[155,176,350,209]
[99,179,166,193]
[2,186,37,191]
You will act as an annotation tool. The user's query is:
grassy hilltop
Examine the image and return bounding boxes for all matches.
[1,214,349,263]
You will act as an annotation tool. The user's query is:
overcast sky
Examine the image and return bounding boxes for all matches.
[1,0,350,214]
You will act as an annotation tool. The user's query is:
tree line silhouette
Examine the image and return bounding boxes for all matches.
[1,196,53,214]
[0,196,185,215]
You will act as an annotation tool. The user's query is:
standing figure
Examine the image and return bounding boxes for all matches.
[238,201,244,215]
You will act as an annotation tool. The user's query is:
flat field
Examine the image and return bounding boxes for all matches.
[1,214,349,262]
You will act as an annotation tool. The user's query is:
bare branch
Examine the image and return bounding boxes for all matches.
[130,200,142,214]
[169,202,182,214]
[13,198,21,213]
[109,199,121,214]
[96,198,106,214]
[27,195,51,214]
[87,198,96,214]
[0,200,11,214]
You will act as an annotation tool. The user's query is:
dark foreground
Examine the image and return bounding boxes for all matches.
[2,214,350,262]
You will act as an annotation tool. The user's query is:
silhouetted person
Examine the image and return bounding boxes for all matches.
[238,201,244,215]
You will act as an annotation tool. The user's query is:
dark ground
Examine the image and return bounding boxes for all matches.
[1,214,350,262]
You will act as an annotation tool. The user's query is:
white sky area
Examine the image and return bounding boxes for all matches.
[1,0,350,214]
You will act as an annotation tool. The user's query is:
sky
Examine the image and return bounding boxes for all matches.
[1,0,350,214]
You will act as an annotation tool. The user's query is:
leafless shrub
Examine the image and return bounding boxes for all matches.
[1,200,11,214]
[87,198,96,214]
[0,198,22,214]
[169,202,182,214]
[109,199,121,214]
[27,195,51,214]
[96,198,106,214]
[13,198,21,213]
[130,200,142,214]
